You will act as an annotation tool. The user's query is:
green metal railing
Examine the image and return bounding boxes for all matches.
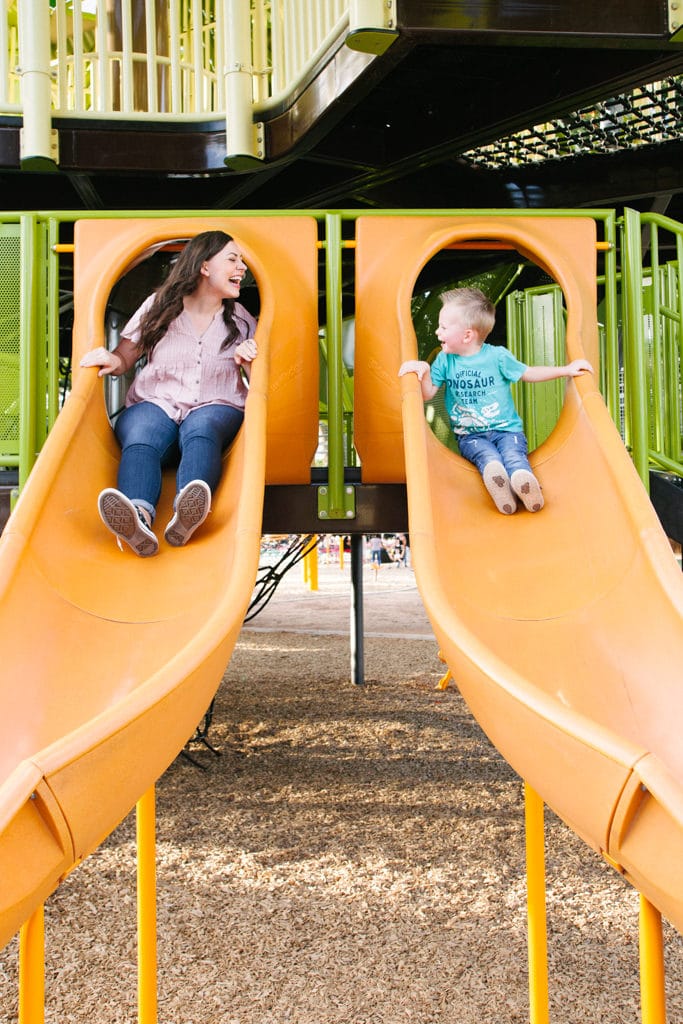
[0,214,54,493]
[0,221,21,467]
[621,208,683,485]
[507,284,567,451]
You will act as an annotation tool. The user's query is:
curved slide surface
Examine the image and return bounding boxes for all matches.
[0,216,319,949]
[355,214,683,934]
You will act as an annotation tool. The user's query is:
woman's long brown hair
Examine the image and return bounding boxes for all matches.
[137,231,249,356]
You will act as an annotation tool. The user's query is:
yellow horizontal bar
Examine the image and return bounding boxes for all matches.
[52,241,188,255]
[54,231,608,257]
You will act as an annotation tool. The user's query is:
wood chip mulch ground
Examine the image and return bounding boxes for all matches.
[1,567,682,1023]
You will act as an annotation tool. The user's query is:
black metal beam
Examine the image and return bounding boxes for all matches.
[397,0,675,44]
[650,472,683,548]
[262,483,409,535]
[496,141,683,212]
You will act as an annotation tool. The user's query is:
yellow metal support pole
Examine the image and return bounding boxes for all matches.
[303,535,318,591]
[640,894,667,1024]
[137,786,158,1024]
[18,904,45,1024]
[436,649,451,690]
[436,668,452,691]
[339,535,345,570]
[525,783,550,1024]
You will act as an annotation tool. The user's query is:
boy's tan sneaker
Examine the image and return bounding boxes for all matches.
[482,461,517,515]
[510,469,544,512]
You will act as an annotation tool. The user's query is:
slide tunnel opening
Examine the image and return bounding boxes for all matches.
[409,236,572,458]
[101,235,262,424]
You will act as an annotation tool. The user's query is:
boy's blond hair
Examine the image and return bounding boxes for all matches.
[440,287,495,340]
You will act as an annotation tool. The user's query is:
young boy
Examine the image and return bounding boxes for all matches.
[398,287,593,514]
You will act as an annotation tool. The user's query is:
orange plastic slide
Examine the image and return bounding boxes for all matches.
[0,216,319,949]
[355,214,683,934]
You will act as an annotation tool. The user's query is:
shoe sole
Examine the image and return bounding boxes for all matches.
[98,489,158,556]
[482,461,517,515]
[511,469,544,512]
[165,481,211,547]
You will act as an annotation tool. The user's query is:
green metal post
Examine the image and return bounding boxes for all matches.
[601,213,621,427]
[47,217,61,430]
[319,213,354,521]
[521,290,535,442]
[672,235,683,465]
[621,208,651,488]
[663,262,679,462]
[33,220,49,454]
[19,215,39,488]
[648,225,664,453]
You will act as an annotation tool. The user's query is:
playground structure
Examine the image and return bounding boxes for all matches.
[0,208,681,1022]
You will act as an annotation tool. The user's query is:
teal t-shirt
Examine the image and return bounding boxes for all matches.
[430,343,527,435]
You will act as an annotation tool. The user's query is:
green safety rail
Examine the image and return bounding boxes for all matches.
[0,223,21,465]
[0,215,56,502]
[507,284,568,451]
[621,209,683,483]
[0,207,680,517]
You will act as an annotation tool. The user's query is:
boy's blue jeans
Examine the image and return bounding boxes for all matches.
[457,429,533,479]
[114,400,244,520]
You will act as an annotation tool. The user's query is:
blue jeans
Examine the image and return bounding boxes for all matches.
[114,401,244,520]
[457,429,532,479]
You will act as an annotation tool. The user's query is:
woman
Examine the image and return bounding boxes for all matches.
[80,230,258,556]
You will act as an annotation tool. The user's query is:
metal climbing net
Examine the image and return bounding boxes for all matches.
[462,76,683,168]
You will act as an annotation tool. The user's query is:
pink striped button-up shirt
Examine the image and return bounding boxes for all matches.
[122,295,257,424]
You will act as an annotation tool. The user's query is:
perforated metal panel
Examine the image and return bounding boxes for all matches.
[0,225,21,456]
[463,77,683,169]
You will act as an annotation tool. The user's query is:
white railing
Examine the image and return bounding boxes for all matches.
[55,0,224,117]
[6,1,351,120]
[0,2,20,111]
[4,1,398,166]
[5,0,366,165]
[253,0,349,108]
